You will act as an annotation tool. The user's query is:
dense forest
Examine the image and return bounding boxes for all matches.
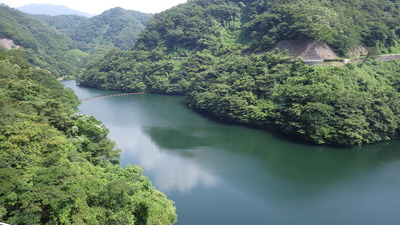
[36,14,88,35]
[0,50,177,224]
[134,0,400,55]
[51,8,153,51]
[0,5,85,77]
[77,0,400,145]
[0,5,152,77]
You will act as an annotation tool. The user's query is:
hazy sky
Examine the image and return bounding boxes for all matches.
[1,0,187,15]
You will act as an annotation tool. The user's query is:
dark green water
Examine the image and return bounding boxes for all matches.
[63,80,400,225]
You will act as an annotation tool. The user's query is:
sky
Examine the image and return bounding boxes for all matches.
[0,0,188,15]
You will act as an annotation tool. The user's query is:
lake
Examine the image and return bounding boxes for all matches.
[63,80,400,225]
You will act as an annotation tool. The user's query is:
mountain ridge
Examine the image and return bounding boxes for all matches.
[66,7,153,51]
[17,3,93,17]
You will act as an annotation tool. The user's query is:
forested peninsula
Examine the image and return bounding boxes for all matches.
[77,0,400,145]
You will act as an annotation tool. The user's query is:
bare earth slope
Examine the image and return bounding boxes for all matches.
[274,39,337,60]
[0,38,21,50]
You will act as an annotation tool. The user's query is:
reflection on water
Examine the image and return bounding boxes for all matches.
[144,119,400,202]
[63,80,400,225]
[117,127,218,192]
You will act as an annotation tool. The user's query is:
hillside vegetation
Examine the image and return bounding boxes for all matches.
[0,5,153,77]
[36,14,88,34]
[134,0,400,55]
[0,5,86,77]
[78,0,400,145]
[243,0,400,54]
[37,8,152,52]
[65,8,153,51]
[36,8,153,53]
[0,50,177,224]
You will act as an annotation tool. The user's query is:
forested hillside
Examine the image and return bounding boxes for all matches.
[77,0,400,145]
[134,0,400,55]
[0,5,86,77]
[242,0,400,54]
[0,5,152,78]
[0,50,177,224]
[36,14,88,34]
[66,8,153,51]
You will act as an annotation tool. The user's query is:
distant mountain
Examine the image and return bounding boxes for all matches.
[17,4,93,17]
[0,5,87,77]
[67,7,153,51]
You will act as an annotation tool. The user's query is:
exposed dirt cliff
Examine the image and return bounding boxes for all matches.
[274,39,337,60]
[0,38,21,50]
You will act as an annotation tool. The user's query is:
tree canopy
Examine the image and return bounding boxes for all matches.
[0,5,87,77]
[0,50,177,224]
[0,5,153,78]
[66,7,153,51]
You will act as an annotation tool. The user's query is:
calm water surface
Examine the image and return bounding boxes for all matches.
[63,80,400,225]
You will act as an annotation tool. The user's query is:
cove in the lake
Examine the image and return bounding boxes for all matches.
[64,80,400,225]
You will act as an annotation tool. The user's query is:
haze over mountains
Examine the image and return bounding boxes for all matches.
[17,4,93,17]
